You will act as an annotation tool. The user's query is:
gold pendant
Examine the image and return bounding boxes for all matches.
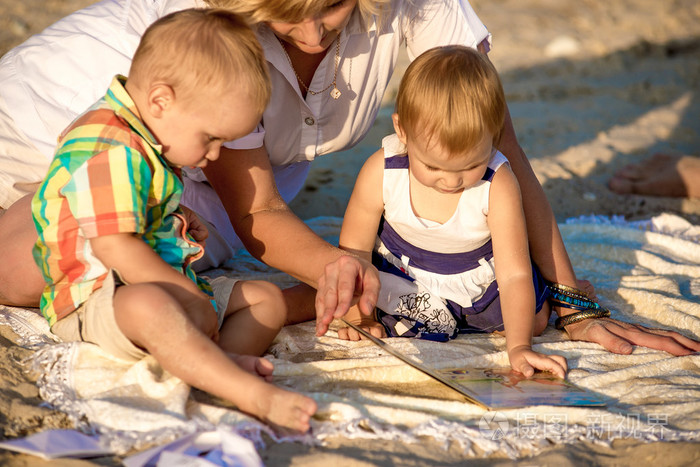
[330,87,341,99]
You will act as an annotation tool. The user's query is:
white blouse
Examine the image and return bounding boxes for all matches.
[0,0,204,159]
[191,0,492,250]
[0,0,490,250]
[0,0,489,165]
[240,0,491,166]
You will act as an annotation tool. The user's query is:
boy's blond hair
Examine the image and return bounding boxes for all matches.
[205,0,390,28]
[129,8,270,114]
[396,45,506,156]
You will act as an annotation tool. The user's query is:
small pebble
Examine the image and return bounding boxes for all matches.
[545,35,581,58]
[10,17,30,36]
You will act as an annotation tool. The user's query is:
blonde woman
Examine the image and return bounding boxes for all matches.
[0,0,697,356]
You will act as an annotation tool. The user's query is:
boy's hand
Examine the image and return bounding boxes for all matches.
[508,345,567,379]
[180,205,208,245]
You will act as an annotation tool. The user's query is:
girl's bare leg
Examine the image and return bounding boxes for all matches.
[533,302,552,337]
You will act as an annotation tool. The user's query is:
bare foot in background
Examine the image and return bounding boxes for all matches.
[608,153,700,198]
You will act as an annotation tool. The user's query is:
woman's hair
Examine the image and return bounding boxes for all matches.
[204,0,391,28]
[395,45,506,156]
[129,8,270,114]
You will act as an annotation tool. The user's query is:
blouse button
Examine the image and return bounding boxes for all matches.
[304,117,315,126]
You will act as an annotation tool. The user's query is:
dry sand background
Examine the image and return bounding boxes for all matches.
[290,0,700,222]
[1,0,699,466]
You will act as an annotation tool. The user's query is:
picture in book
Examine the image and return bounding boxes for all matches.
[342,320,608,410]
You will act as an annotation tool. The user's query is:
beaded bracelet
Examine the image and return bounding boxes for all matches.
[546,282,611,330]
[554,308,611,330]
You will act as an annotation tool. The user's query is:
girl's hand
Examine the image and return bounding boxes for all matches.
[508,345,567,379]
[337,306,386,341]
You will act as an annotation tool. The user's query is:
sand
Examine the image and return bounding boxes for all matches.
[0,0,699,465]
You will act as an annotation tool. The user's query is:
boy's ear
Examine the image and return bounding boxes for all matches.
[146,83,176,118]
[392,113,407,145]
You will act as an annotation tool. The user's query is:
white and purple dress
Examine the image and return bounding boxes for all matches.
[373,135,549,341]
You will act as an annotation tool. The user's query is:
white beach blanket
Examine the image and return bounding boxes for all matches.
[1,214,699,458]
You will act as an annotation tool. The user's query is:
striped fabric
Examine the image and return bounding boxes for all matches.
[31,75,210,326]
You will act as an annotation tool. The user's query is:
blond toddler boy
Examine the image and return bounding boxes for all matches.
[31,9,316,432]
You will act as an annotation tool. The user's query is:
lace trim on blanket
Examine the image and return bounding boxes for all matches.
[1,214,698,458]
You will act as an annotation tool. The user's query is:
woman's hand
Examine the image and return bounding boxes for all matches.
[558,279,700,355]
[564,317,700,356]
[315,255,380,336]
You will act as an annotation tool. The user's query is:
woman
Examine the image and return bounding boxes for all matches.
[0,0,696,355]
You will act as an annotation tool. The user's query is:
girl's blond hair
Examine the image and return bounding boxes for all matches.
[396,45,506,156]
[129,8,270,114]
[205,0,391,28]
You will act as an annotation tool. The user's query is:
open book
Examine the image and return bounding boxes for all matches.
[342,320,607,410]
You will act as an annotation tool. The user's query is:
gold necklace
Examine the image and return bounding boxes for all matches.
[279,35,342,99]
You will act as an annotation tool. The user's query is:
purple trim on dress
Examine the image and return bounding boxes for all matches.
[385,155,409,169]
[482,166,495,182]
[377,218,493,275]
[450,263,550,333]
[446,280,501,319]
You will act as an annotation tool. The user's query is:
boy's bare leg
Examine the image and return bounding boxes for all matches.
[113,283,317,433]
[0,194,44,306]
[218,280,287,356]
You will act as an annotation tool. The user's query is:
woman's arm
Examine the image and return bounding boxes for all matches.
[495,104,578,289]
[482,49,699,356]
[202,146,380,334]
[476,43,577,291]
[203,146,327,283]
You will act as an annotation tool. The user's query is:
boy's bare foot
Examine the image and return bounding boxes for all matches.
[249,384,317,434]
[608,153,700,198]
[227,354,274,382]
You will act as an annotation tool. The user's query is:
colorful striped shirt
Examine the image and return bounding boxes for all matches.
[32,75,211,326]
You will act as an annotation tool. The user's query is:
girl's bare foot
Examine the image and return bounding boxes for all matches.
[608,153,700,198]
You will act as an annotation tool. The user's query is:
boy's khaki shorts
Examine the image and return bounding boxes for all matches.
[51,270,237,362]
